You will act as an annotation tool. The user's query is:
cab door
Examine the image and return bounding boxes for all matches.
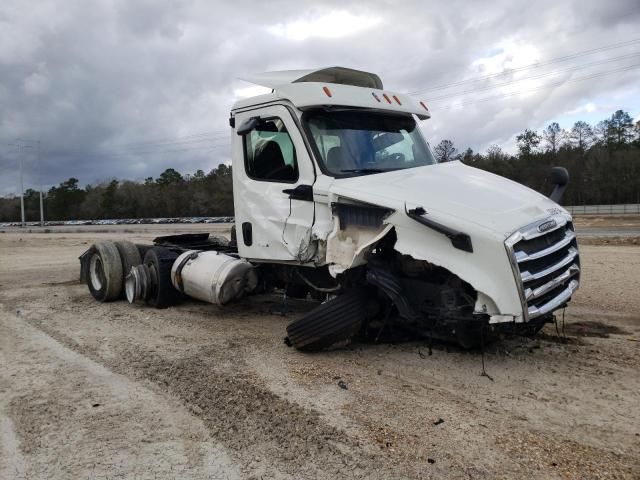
[232,105,316,262]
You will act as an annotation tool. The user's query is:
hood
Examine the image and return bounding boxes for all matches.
[327,161,562,236]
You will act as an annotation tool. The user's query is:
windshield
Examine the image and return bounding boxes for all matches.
[305,110,437,177]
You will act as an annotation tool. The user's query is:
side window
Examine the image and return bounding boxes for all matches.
[244,118,299,182]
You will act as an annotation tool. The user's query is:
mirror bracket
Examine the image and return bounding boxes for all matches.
[549,166,569,203]
[236,116,261,136]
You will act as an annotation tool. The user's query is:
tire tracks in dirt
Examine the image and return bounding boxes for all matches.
[18,313,399,479]
[0,313,241,480]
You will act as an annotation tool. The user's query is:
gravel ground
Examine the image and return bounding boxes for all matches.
[573,215,640,238]
[0,228,639,479]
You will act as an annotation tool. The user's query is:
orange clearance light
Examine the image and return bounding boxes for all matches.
[382,93,392,104]
[393,95,402,105]
[420,101,429,111]
[323,86,332,97]
[371,92,381,102]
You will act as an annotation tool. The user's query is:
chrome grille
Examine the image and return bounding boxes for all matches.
[505,216,580,320]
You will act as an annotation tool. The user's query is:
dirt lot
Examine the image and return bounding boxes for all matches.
[572,214,640,229]
[573,215,640,242]
[1,226,639,479]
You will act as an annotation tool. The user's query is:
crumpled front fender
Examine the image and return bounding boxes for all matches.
[389,211,524,322]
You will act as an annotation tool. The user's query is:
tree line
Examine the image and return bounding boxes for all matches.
[0,164,233,221]
[0,109,638,222]
[433,110,640,206]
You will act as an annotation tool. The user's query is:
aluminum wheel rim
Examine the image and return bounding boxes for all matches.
[89,254,105,291]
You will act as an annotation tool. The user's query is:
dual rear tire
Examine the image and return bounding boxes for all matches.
[86,240,179,308]
[142,247,180,308]
[87,241,124,302]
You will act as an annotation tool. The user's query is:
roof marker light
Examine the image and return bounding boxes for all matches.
[382,93,392,104]
[393,95,402,105]
[323,86,332,97]
[371,92,381,102]
[420,101,429,111]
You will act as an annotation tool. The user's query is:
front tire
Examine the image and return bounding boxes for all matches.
[286,289,367,351]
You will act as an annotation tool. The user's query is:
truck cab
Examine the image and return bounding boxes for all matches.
[229,67,579,347]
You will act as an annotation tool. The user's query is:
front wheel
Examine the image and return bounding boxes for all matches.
[286,288,368,351]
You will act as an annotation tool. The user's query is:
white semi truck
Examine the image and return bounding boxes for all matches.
[80,67,580,350]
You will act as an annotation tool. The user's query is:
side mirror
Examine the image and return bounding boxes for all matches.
[237,116,261,136]
[549,166,569,203]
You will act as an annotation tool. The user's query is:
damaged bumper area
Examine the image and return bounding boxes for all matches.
[293,200,580,350]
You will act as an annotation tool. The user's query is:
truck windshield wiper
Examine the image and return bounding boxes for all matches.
[339,168,389,174]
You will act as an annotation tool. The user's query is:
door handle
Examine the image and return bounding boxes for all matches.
[241,222,253,246]
[282,184,313,201]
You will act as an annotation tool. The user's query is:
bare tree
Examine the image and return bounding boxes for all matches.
[543,122,562,154]
[567,121,593,150]
[434,139,457,162]
[486,144,506,161]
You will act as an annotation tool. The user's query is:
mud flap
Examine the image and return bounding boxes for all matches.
[79,249,91,283]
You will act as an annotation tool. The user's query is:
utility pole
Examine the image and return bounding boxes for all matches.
[36,141,44,226]
[8,141,33,227]
[21,147,25,226]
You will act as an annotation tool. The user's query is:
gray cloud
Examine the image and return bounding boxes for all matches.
[1,0,639,195]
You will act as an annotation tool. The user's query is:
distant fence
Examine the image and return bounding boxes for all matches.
[0,216,235,228]
[566,204,640,215]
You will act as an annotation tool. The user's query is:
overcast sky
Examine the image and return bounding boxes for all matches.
[1,0,639,195]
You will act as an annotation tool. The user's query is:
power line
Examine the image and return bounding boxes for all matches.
[117,130,228,148]
[429,63,640,110]
[129,143,230,155]
[107,142,230,157]
[119,136,226,154]
[120,133,228,149]
[409,37,640,95]
[424,51,640,102]
[51,136,230,158]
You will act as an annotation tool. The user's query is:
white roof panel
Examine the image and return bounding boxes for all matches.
[239,69,317,89]
[239,66,383,89]
[232,67,430,120]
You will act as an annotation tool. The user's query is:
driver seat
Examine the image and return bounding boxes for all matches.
[254,140,287,180]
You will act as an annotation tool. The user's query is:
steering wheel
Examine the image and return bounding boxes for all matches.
[389,152,405,163]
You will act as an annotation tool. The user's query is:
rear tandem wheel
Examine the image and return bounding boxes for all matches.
[143,247,181,309]
[86,240,123,302]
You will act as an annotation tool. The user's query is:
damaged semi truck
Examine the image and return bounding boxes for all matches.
[80,67,580,351]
